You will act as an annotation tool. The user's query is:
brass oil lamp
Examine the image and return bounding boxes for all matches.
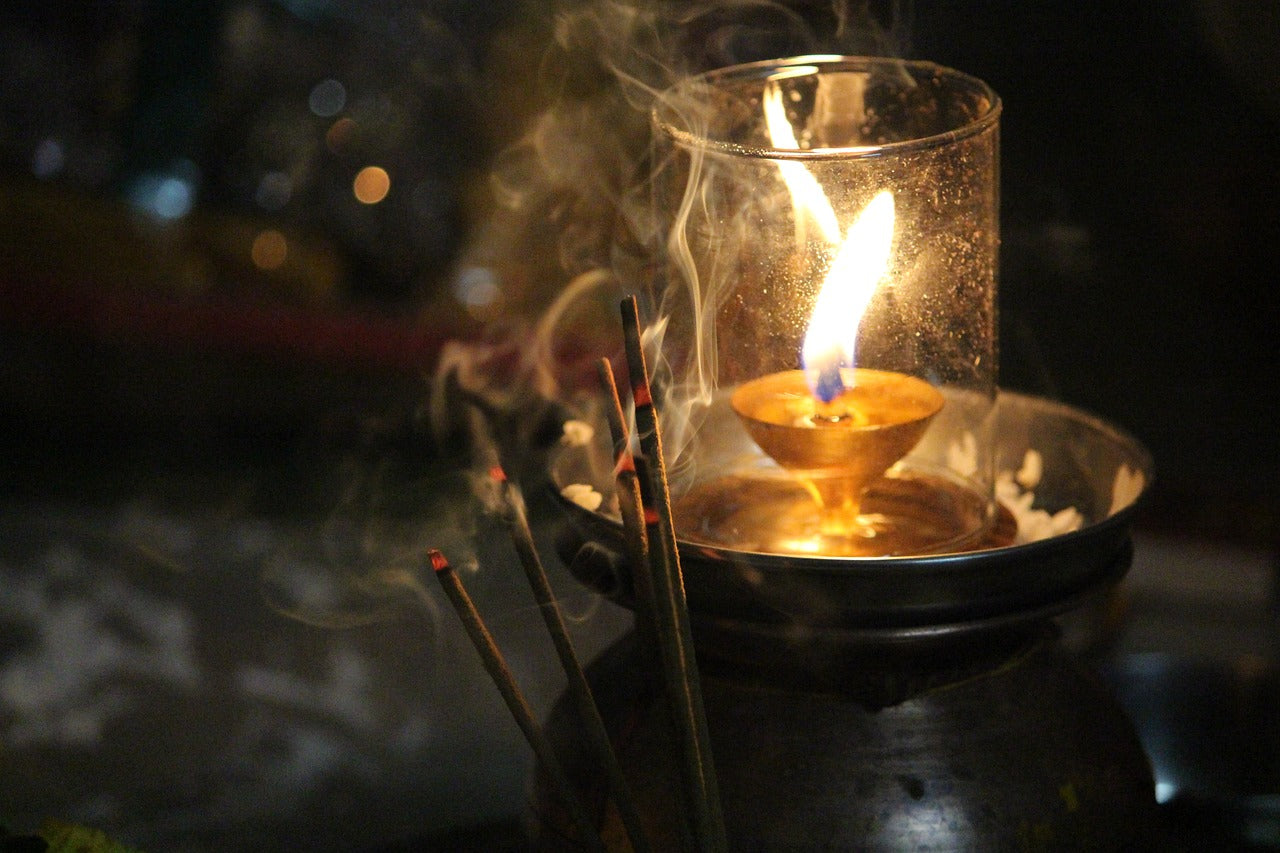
[727,190,946,556]
[648,56,1001,560]
[542,56,1156,850]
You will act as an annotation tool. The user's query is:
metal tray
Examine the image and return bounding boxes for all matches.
[551,391,1153,630]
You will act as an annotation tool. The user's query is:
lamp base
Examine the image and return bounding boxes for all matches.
[535,623,1155,851]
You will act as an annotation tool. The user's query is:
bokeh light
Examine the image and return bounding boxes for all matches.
[251,229,288,270]
[254,171,292,211]
[128,173,196,220]
[308,78,346,118]
[325,117,356,154]
[452,266,499,310]
[31,138,65,178]
[353,166,390,204]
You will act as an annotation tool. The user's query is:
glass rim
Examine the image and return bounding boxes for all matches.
[652,54,1002,161]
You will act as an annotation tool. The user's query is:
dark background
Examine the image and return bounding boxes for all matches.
[0,1,1276,849]
[2,0,1276,538]
[923,1,1280,543]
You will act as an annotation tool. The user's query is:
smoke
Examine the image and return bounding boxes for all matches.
[259,458,478,632]
[432,1,915,458]
[259,1,918,631]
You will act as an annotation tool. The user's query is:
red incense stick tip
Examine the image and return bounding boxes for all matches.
[428,549,450,573]
[613,452,636,475]
[488,465,507,483]
[643,508,660,527]
[632,382,652,407]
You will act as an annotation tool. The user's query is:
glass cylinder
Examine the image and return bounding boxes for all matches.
[648,56,1001,557]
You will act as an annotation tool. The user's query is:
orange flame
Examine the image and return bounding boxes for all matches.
[800,191,895,401]
[762,78,895,402]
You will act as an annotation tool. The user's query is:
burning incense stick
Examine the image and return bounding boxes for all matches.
[429,548,608,852]
[597,359,659,659]
[488,466,652,853]
[601,358,697,852]
[620,296,729,853]
[596,357,631,463]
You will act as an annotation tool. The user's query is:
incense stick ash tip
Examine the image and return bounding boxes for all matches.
[427,549,450,573]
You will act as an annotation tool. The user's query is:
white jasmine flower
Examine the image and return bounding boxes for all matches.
[1109,464,1145,516]
[560,483,603,512]
[560,420,595,447]
[1015,449,1043,489]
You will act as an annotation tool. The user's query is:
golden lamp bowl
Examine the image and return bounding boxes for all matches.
[729,367,944,486]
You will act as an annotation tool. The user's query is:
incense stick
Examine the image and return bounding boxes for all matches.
[619,296,729,853]
[597,357,631,465]
[429,549,608,852]
[597,359,659,662]
[601,361,698,853]
[489,466,652,853]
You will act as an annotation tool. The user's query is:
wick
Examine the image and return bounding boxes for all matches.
[805,355,846,404]
[809,391,855,427]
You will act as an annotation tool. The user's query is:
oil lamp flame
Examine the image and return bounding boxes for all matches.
[762,80,841,245]
[800,191,895,403]
[762,80,896,405]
